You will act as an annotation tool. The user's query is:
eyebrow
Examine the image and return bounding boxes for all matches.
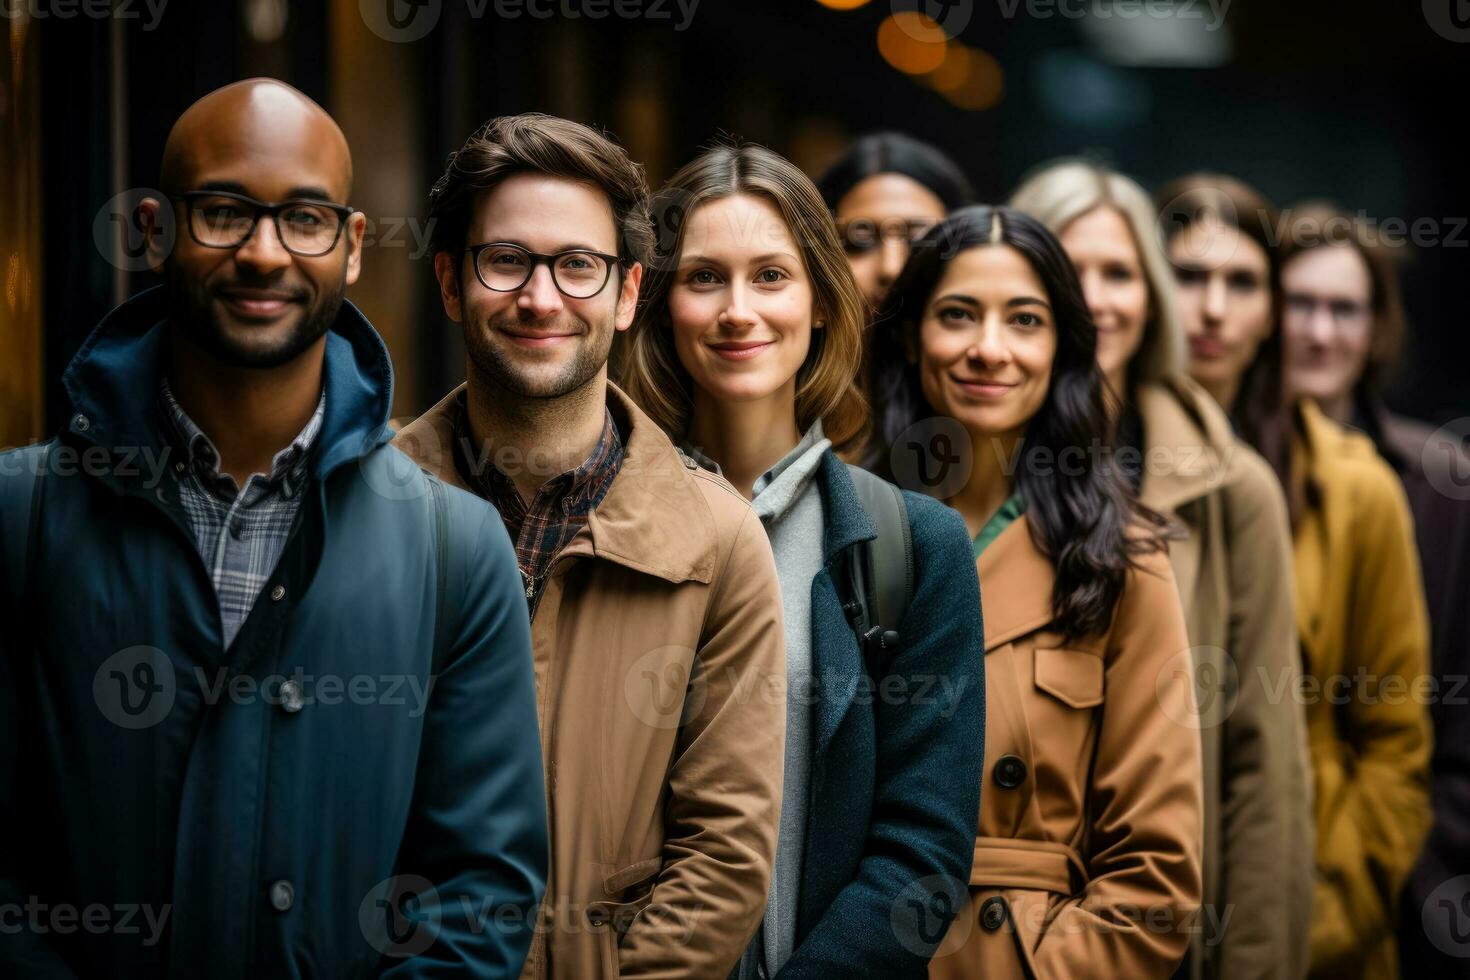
[192,180,341,203]
[484,238,615,254]
[933,293,1052,311]
[679,251,801,266]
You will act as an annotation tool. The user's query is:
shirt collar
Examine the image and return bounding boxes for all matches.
[158,379,324,497]
[451,389,623,513]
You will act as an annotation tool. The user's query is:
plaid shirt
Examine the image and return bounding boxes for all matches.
[159,380,325,648]
[451,391,623,617]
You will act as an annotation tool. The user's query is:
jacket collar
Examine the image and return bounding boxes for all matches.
[814,452,879,565]
[61,285,395,483]
[1135,376,1238,516]
[975,513,1056,649]
[393,380,718,584]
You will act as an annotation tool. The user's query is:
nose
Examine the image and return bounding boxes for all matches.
[877,237,909,294]
[1201,272,1228,326]
[718,283,759,331]
[1304,303,1336,345]
[233,214,293,275]
[966,317,1011,368]
[1080,267,1108,324]
[517,262,564,319]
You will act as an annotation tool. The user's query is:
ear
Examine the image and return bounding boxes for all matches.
[614,261,644,333]
[434,250,466,323]
[813,306,827,330]
[343,211,368,287]
[137,197,171,275]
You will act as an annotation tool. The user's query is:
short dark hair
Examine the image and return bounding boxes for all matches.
[815,131,974,212]
[427,113,654,268]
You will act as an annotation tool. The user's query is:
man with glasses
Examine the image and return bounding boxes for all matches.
[0,79,547,977]
[393,114,786,979]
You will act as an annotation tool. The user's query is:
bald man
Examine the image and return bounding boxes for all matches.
[0,79,547,978]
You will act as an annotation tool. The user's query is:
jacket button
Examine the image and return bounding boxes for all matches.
[269,880,294,912]
[586,907,609,928]
[979,896,1007,931]
[757,959,770,980]
[270,584,287,602]
[72,413,90,432]
[279,679,305,714]
[994,754,1027,789]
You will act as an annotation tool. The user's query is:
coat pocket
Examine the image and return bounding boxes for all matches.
[1032,647,1104,709]
[589,857,663,975]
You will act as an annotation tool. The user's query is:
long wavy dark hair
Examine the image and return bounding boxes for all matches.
[864,205,1167,641]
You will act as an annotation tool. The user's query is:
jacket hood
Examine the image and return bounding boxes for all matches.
[61,285,395,481]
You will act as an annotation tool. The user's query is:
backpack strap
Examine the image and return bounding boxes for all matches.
[1,442,52,615]
[842,464,915,675]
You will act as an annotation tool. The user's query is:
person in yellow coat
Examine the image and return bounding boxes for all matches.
[1158,173,1432,980]
[1013,159,1314,980]
[865,204,1203,979]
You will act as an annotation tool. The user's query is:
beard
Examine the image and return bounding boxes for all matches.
[465,307,615,400]
[167,263,344,369]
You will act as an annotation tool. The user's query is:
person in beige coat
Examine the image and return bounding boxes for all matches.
[394,114,787,979]
[1013,160,1314,980]
[865,204,1203,978]
[1159,173,1432,980]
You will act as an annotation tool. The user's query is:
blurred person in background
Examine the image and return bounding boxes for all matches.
[1012,158,1312,980]
[1159,174,1433,980]
[1276,202,1470,978]
[622,141,985,979]
[867,205,1202,979]
[815,132,974,313]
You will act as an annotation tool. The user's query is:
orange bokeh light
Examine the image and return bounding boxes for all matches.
[877,13,948,75]
[814,0,874,9]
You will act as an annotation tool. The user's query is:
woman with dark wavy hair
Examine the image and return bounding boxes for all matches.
[866,205,1202,979]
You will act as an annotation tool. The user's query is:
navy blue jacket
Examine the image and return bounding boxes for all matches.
[778,453,984,978]
[0,287,547,978]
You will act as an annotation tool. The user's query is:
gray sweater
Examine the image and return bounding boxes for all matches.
[732,423,832,980]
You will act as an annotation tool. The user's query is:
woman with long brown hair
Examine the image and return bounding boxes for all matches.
[622,142,986,978]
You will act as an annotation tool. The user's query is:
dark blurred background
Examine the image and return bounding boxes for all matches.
[3,0,1467,447]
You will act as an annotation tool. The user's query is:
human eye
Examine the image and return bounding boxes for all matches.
[756,267,788,285]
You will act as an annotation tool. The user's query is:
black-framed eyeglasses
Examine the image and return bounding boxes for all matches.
[837,217,933,255]
[174,190,355,257]
[465,241,623,299]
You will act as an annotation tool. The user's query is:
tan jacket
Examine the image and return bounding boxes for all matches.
[1135,379,1314,980]
[1291,400,1432,980]
[393,383,787,979]
[929,516,1203,980]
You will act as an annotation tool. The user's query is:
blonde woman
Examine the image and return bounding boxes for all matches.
[623,142,986,978]
[1011,160,1313,980]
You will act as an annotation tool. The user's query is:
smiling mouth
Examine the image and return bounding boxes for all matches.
[1189,336,1227,359]
[709,341,775,362]
[502,329,578,348]
[217,289,301,322]
[949,374,1015,397]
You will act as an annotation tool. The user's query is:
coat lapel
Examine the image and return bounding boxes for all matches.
[975,515,1055,650]
[810,454,878,757]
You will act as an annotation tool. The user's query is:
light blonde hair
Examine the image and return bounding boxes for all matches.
[620,141,869,452]
[1010,158,1187,387]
